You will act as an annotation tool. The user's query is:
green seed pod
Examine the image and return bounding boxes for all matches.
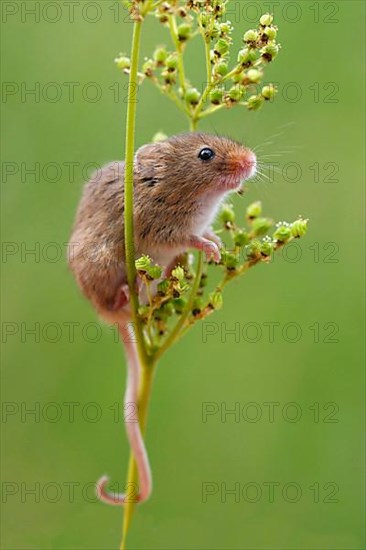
[263,25,277,40]
[246,240,262,260]
[260,13,274,26]
[209,87,224,105]
[161,302,175,317]
[251,217,273,236]
[153,46,168,65]
[246,94,264,111]
[291,218,308,238]
[199,13,209,28]
[166,54,178,71]
[173,298,187,314]
[214,38,230,57]
[147,265,163,280]
[157,279,170,295]
[220,203,236,224]
[114,55,131,70]
[228,85,244,102]
[243,29,259,44]
[246,69,262,83]
[234,230,249,247]
[209,291,223,310]
[138,306,150,322]
[162,70,176,84]
[178,23,191,41]
[171,266,185,281]
[219,21,232,35]
[214,60,229,76]
[273,222,292,242]
[246,201,262,220]
[224,252,239,270]
[237,48,257,65]
[192,298,204,316]
[185,87,201,105]
[135,255,152,272]
[142,59,155,77]
[261,43,279,62]
[261,84,277,100]
[260,237,275,257]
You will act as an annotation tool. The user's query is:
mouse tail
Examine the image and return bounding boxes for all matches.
[96,312,152,505]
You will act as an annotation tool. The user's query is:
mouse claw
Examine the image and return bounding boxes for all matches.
[189,235,221,264]
[205,242,221,263]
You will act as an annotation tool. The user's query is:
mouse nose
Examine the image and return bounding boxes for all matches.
[230,149,257,180]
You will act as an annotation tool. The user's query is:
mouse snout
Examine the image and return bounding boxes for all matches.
[231,149,257,180]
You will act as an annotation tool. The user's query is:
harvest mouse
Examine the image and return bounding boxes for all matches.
[68,132,257,504]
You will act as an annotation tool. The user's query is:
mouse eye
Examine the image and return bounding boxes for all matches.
[198,147,215,161]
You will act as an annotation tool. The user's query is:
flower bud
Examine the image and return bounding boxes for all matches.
[157,279,170,295]
[260,236,274,257]
[142,59,155,76]
[147,265,163,280]
[214,38,230,57]
[246,69,262,83]
[135,255,151,272]
[261,84,277,100]
[185,87,201,105]
[223,252,238,270]
[153,46,168,66]
[228,85,244,102]
[243,29,258,44]
[246,201,262,219]
[209,290,223,310]
[178,23,191,41]
[214,60,229,76]
[261,43,279,62]
[166,54,178,71]
[260,13,274,26]
[263,26,277,40]
[138,306,150,321]
[273,222,292,242]
[237,48,257,66]
[251,217,272,236]
[171,266,185,281]
[152,131,168,143]
[246,240,261,260]
[234,230,249,247]
[220,204,235,224]
[192,298,204,316]
[291,218,308,238]
[209,87,224,105]
[173,298,187,314]
[246,94,264,111]
[114,55,131,70]
[162,70,176,84]
[219,21,233,35]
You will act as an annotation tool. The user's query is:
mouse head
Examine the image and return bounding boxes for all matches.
[134,133,256,197]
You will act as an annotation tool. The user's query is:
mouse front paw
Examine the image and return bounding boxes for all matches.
[188,235,221,264]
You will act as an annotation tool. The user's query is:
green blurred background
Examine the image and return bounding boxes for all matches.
[1,1,365,548]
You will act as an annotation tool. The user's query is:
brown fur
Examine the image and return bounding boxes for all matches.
[68,133,256,320]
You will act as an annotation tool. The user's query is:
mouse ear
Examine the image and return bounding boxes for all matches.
[134,143,164,184]
[135,143,157,180]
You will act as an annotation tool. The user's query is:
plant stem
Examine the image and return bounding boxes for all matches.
[154,252,204,361]
[121,14,153,550]
[124,19,149,366]
[120,359,157,550]
[168,14,187,95]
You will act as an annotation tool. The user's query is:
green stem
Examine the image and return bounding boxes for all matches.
[168,14,187,95]
[154,252,204,361]
[123,19,149,366]
[120,360,157,550]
